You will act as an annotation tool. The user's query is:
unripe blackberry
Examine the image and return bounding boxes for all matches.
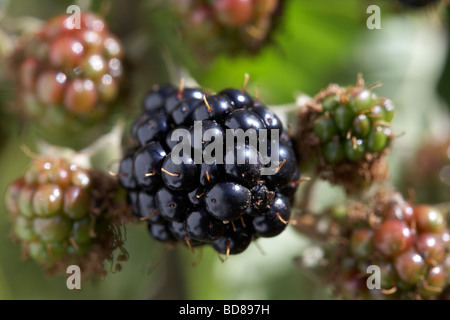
[118,81,300,259]
[296,74,394,193]
[313,191,450,300]
[5,156,131,277]
[10,12,124,137]
[169,0,285,57]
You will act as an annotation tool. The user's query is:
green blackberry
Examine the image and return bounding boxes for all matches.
[296,74,394,193]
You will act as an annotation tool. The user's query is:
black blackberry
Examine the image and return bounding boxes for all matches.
[118,81,301,258]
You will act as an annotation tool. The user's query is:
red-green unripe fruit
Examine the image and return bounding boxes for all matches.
[350,228,373,259]
[70,167,91,188]
[63,186,90,220]
[64,79,98,114]
[414,205,445,234]
[394,250,426,285]
[322,140,344,164]
[5,178,25,215]
[97,74,118,102]
[419,266,446,298]
[334,106,353,134]
[383,202,414,224]
[367,126,390,152]
[344,138,365,162]
[373,219,413,258]
[32,184,64,217]
[20,58,39,90]
[14,216,38,242]
[214,0,253,27]
[416,233,445,264]
[18,185,36,218]
[82,54,106,80]
[313,117,337,142]
[103,36,123,59]
[36,71,66,105]
[33,215,71,243]
[49,36,84,68]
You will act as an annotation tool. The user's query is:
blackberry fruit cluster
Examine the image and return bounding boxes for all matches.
[300,192,450,300]
[118,81,300,258]
[11,12,124,132]
[5,156,129,277]
[296,74,394,193]
[170,0,285,56]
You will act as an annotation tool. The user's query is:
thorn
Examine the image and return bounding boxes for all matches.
[381,286,397,295]
[46,243,54,258]
[275,159,286,172]
[240,216,246,228]
[390,131,406,139]
[108,171,127,178]
[203,94,212,113]
[293,177,311,185]
[177,78,184,99]
[346,131,351,140]
[231,221,237,232]
[352,136,357,150]
[144,170,156,177]
[356,72,365,88]
[241,73,250,93]
[288,123,293,138]
[69,236,79,250]
[185,235,194,254]
[20,144,39,159]
[205,170,211,183]
[140,209,158,221]
[276,212,289,225]
[192,246,203,267]
[161,168,180,177]
[373,121,391,128]
[226,241,230,261]
[367,81,383,91]
[195,191,205,199]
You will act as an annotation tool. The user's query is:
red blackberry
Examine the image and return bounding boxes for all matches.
[169,0,286,57]
[297,191,450,300]
[5,156,131,278]
[10,12,124,138]
[118,80,300,258]
[296,74,394,193]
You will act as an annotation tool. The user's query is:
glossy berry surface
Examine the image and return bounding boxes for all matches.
[119,83,299,257]
[5,156,126,274]
[329,197,450,300]
[12,12,124,131]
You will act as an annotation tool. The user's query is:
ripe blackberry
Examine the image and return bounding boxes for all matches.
[297,190,450,300]
[5,156,131,277]
[10,12,124,137]
[169,0,286,57]
[118,80,300,259]
[296,74,394,193]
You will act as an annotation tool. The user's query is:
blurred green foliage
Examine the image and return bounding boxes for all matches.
[0,0,448,300]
